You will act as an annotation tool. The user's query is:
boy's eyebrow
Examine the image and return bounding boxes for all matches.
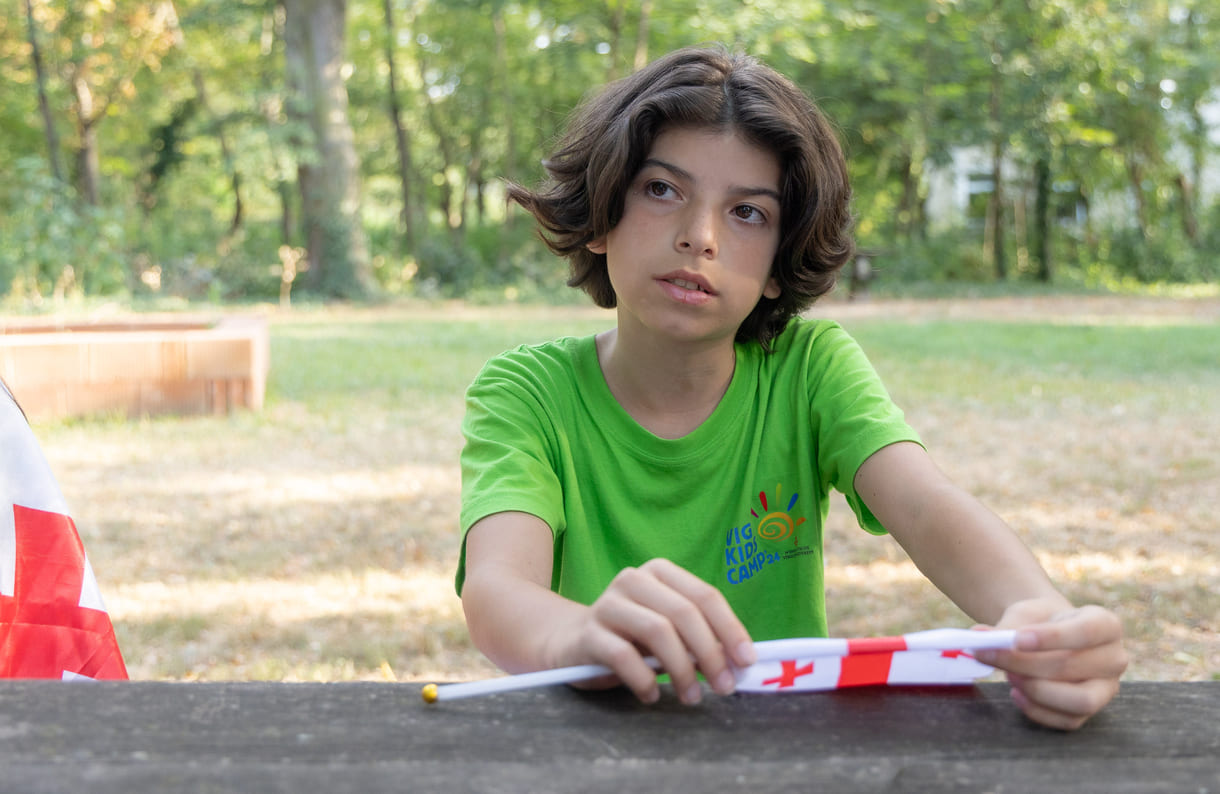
[641,157,781,203]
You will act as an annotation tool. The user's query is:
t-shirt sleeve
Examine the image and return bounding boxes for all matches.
[806,324,922,536]
[455,348,566,594]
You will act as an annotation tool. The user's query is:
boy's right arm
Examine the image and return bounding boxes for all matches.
[460,511,756,705]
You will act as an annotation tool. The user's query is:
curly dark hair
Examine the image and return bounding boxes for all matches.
[507,44,854,349]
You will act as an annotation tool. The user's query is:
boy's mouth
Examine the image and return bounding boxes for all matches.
[665,277,710,293]
[656,274,716,306]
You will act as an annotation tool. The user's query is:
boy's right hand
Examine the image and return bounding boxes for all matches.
[462,514,754,706]
[557,558,757,705]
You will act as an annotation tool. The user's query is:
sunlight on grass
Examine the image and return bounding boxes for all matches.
[109,567,500,682]
[111,567,459,624]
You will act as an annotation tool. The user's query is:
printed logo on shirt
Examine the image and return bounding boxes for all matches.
[723,484,813,585]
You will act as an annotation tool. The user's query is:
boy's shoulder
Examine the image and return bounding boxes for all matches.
[750,317,870,383]
[483,333,591,368]
[767,316,851,355]
[471,334,596,391]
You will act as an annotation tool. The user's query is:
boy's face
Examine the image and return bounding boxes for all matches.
[588,125,782,348]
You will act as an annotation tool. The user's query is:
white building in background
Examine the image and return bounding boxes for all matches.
[924,100,1220,230]
[924,146,1089,232]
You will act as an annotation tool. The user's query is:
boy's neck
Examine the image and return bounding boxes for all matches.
[595,327,736,440]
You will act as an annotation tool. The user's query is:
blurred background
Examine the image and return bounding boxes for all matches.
[1,0,1218,307]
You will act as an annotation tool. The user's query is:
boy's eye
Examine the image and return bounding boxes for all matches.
[733,204,766,223]
[643,180,675,198]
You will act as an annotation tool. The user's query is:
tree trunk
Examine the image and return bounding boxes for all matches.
[897,154,922,239]
[462,153,480,232]
[493,9,516,237]
[1182,8,1204,249]
[382,0,418,253]
[464,86,488,232]
[261,5,294,249]
[606,0,626,81]
[1013,182,1029,276]
[24,0,63,184]
[71,76,102,205]
[982,2,1007,281]
[1125,156,1149,240]
[1174,172,1199,245]
[986,71,1006,280]
[1033,157,1051,282]
[192,70,244,235]
[283,0,373,299]
[493,9,515,184]
[633,0,653,70]
[416,49,460,241]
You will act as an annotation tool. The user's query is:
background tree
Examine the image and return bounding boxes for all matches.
[56,1,179,205]
[283,0,374,298]
[380,0,419,253]
[22,0,62,183]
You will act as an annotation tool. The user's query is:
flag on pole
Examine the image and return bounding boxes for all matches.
[734,629,1012,692]
[421,628,1016,702]
[0,380,128,680]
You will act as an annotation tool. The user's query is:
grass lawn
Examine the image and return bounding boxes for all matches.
[30,295,1220,684]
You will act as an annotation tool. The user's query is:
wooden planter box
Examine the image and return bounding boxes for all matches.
[0,315,270,421]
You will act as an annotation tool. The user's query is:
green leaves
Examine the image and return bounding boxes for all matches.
[0,157,129,301]
[0,0,1216,301]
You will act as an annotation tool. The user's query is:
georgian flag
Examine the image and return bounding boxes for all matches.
[735,629,1014,692]
[0,380,128,680]
[421,628,1016,702]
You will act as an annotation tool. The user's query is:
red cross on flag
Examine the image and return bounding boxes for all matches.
[1,382,128,680]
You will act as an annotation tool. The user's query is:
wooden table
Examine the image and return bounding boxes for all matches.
[2,681,1216,792]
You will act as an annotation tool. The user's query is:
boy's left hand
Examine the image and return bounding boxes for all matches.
[972,597,1128,731]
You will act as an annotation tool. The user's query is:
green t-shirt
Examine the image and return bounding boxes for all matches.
[457,317,921,641]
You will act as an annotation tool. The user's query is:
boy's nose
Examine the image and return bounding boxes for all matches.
[676,205,717,258]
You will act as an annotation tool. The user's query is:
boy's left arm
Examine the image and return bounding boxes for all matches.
[854,441,1128,730]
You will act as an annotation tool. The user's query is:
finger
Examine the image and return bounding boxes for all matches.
[639,560,754,695]
[591,594,695,702]
[577,621,664,704]
[976,639,1128,681]
[1009,685,1088,731]
[991,598,1061,630]
[1012,605,1125,653]
[595,567,709,703]
[1008,673,1120,731]
[644,559,756,669]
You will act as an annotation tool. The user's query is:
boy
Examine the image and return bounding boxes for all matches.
[457,45,1125,730]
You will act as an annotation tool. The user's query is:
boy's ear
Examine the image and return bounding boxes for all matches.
[586,237,607,255]
[763,277,781,300]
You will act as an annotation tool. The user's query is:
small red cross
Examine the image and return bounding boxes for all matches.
[762,659,815,688]
[0,505,127,679]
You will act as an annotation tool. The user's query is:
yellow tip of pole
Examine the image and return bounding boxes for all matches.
[421,683,439,704]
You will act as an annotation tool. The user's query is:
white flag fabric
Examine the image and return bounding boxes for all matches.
[735,629,1014,692]
[0,380,128,680]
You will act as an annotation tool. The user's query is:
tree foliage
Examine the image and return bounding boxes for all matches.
[1,0,1217,303]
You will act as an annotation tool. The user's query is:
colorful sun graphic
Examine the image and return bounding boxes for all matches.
[750,484,805,546]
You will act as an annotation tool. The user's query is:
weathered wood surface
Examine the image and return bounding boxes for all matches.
[1,681,1216,793]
